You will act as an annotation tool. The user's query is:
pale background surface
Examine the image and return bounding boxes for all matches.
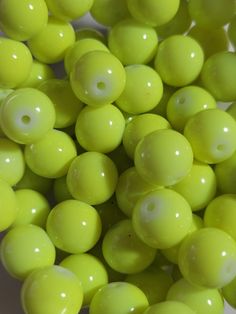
[0,12,236,314]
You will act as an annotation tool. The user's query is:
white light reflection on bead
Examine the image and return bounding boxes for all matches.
[147,82,151,87]
[58,148,63,152]
[190,52,195,58]
[222,251,227,257]
[59,32,64,38]
[61,292,66,298]
[101,172,105,177]
[130,307,135,312]
[109,120,113,126]
[12,54,18,60]
[29,3,34,10]
[175,213,180,218]
[107,69,112,74]
[223,127,229,133]
[143,34,147,40]
[82,221,87,226]
[175,150,180,156]
[32,208,37,214]
[200,178,206,184]
[207,299,212,306]
[5,158,10,163]
[35,107,41,112]
[34,248,40,253]
[89,275,93,282]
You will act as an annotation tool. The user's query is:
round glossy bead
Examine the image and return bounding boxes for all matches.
[123,113,171,159]
[154,35,204,87]
[14,165,53,196]
[90,0,130,26]
[115,167,158,217]
[167,278,224,314]
[70,50,126,107]
[134,129,193,186]
[60,253,108,305]
[127,0,180,27]
[0,138,25,186]
[0,224,55,280]
[0,0,48,41]
[116,65,163,114]
[27,16,75,64]
[12,189,50,228]
[132,188,192,249]
[108,19,158,65]
[184,108,236,164]
[188,0,236,29]
[75,104,125,153]
[204,194,236,242]
[102,219,156,274]
[125,267,173,305]
[38,79,83,129]
[0,37,32,88]
[19,60,55,88]
[214,150,236,194]
[188,25,229,59]
[155,0,192,40]
[46,199,102,253]
[65,38,109,75]
[89,282,149,314]
[201,52,236,102]
[0,88,56,144]
[171,160,217,211]
[45,0,94,21]
[24,129,77,178]
[66,152,118,205]
[143,301,195,314]
[0,178,18,232]
[21,265,83,314]
[167,85,216,132]
[178,228,236,288]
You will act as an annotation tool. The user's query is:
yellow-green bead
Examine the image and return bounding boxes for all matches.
[46,199,102,254]
[0,178,18,232]
[12,189,50,228]
[67,152,118,205]
[24,129,77,179]
[27,16,75,64]
[0,138,25,186]
[143,301,195,314]
[0,37,33,88]
[0,0,48,41]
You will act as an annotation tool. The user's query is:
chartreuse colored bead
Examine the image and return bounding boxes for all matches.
[27,16,75,64]
[0,0,48,41]
[116,65,163,114]
[21,265,83,314]
[90,0,130,26]
[204,194,236,242]
[132,189,192,249]
[134,129,193,186]
[115,167,159,217]
[155,0,192,40]
[143,301,195,314]
[70,50,126,107]
[0,178,18,232]
[154,35,204,87]
[167,278,224,314]
[127,0,180,27]
[14,165,53,196]
[167,85,216,132]
[184,108,236,164]
[89,282,149,314]
[12,189,50,228]
[45,0,94,21]
[171,160,217,211]
[64,38,109,75]
[0,37,33,89]
[108,19,158,65]
[188,25,229,59]
[0,224,55,280]
[178,228,236,288]
[188,0,236,29]
[201,52,236,102]
[75,104,125,153]
[0,88,56,144]
[123,113,171,159]
[66,152,118,205]
[46,199,102,254]
[60,253,108,305]
[38,79,83,129]
[125,267,173,305]
[24,129,77,179]
[0,138,25,186]
[102,219,156,274]
[19,60,55,88]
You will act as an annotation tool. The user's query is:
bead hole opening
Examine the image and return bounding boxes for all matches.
[21,115,31,124]
[97,81,106,90]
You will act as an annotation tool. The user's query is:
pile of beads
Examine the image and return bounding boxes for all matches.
[1,0,236,314]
